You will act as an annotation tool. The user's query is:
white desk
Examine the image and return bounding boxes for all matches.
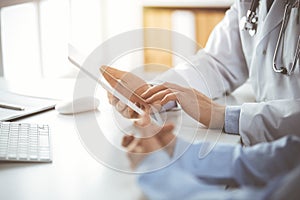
[0,78,146,200]
[0,78,254,200]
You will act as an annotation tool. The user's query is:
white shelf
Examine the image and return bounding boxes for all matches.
[142,0,235,8]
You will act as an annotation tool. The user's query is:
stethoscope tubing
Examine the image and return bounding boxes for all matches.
[273,1,300,75]
[243,0,299,75]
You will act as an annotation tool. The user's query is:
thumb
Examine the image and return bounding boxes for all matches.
[134,114,151,127]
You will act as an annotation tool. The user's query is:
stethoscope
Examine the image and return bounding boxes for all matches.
[240,0,300,75]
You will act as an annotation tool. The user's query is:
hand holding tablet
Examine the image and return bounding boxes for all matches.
[99,65,163,126]
[67,45,163,126]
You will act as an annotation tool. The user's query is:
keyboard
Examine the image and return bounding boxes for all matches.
[0,122,52,162]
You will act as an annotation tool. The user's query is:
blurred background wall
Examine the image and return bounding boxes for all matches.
[0,0,233,80]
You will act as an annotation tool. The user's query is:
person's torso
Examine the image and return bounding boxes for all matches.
[237,0,300,102]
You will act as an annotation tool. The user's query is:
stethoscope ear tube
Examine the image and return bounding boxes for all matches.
[291,35,300,73]
[272,3,291,74]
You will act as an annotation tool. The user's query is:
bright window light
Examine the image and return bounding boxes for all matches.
[0,0,143,80]
[39,0,70,78]
[1,2,41,80]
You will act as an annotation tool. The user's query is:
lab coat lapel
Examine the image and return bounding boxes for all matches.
[258,0,286,42]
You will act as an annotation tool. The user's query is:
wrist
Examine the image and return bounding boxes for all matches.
[208,104,226,129]
[195,91,225,129]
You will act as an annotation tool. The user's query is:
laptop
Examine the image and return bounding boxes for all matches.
[0,90,57,121]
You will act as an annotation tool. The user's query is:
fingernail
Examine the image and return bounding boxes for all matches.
[135,116,146,126]
[116,103,124,111]
[141,92,146,98]
[136,118,144,126]
[100,65,106,72]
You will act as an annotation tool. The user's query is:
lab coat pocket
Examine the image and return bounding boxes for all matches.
[282,5,300,74]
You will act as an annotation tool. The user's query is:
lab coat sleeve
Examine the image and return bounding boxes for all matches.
[173,135,300,186]
[153,2,248,99]
[239,99,300,145]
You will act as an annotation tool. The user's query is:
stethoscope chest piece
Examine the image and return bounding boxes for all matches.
[240,14,257,36]
[240,0,260,36]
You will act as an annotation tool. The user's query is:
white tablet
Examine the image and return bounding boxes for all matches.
[68,44,163,126]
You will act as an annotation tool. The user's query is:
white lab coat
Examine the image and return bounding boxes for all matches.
[156,0,300,145]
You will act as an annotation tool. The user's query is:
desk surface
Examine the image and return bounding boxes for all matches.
[0,78,253,200]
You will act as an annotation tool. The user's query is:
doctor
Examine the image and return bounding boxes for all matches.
[103,0,300,145]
